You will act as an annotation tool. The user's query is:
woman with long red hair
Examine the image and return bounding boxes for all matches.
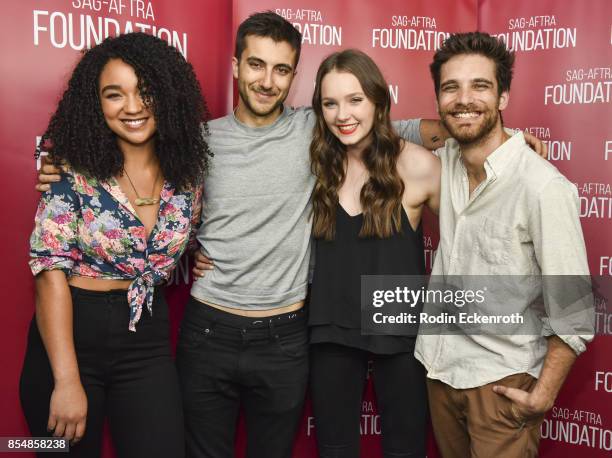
[308,49,441,457]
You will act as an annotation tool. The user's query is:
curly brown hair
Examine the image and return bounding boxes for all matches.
[36,32,212,190]
[310,49,404,240]
[430,32,515,97]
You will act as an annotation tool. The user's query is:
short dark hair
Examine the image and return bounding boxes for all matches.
[430,32,515,97]
[234,11,302,67]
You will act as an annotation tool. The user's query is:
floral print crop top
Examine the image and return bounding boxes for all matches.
[30,170,202,331]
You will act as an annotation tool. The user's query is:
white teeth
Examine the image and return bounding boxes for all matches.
[453,112,479,118]
[338,124,358,133]
[123,119,146,127]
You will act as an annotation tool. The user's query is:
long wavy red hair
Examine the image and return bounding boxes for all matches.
[310,49,404,240]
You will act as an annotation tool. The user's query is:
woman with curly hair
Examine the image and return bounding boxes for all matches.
[308,49,440,457]
[20,32,211,458]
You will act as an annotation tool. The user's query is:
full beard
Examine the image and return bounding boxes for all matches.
[440,106,499,146]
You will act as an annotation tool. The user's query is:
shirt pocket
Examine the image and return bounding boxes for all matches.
[475,217,512,265]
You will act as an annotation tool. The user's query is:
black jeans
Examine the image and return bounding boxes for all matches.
[20,286,184,458]
[310,343,428,458]
[176,297,309,458]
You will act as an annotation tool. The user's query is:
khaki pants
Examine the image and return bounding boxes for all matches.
[427,373,545,458]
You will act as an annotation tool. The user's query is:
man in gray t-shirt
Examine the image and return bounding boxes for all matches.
[179,13,428,458]
[191,107,421,314]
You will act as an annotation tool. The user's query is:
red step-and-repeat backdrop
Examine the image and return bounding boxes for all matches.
[1,1,610,456]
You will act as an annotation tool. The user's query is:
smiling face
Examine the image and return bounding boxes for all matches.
[232,35,297,126]
[98,58,156,150]
[320,70,376,150]
[436,53,508,146]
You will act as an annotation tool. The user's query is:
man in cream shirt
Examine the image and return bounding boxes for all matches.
[415,32,594,457]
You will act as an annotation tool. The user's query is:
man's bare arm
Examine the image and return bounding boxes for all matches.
[493,336,577,418]
[419,119,449,151]
[419,119,548,158]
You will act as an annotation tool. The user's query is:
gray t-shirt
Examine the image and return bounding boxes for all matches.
[191,106,421,310]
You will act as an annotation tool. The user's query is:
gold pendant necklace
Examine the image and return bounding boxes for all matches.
[123,168,160,206]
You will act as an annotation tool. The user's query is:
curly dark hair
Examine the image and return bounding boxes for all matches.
[311,49,404,240]
[37,32,212,190]
[430,32,515,97]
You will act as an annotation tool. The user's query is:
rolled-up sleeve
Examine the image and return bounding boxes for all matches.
[29,173,81,276]
[529,177,594,355]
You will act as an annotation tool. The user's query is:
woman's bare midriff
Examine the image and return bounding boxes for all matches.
[68,276,132,291]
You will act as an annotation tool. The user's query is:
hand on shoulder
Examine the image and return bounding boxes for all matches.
[36,156,65,192]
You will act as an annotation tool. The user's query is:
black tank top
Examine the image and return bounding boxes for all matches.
[309,205,425,354]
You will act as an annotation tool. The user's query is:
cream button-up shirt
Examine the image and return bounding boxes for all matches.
[414,131,593,389]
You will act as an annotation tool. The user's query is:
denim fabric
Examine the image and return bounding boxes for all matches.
[310,343,428,458]
[177,297,309,458]
[20,286,184,458]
